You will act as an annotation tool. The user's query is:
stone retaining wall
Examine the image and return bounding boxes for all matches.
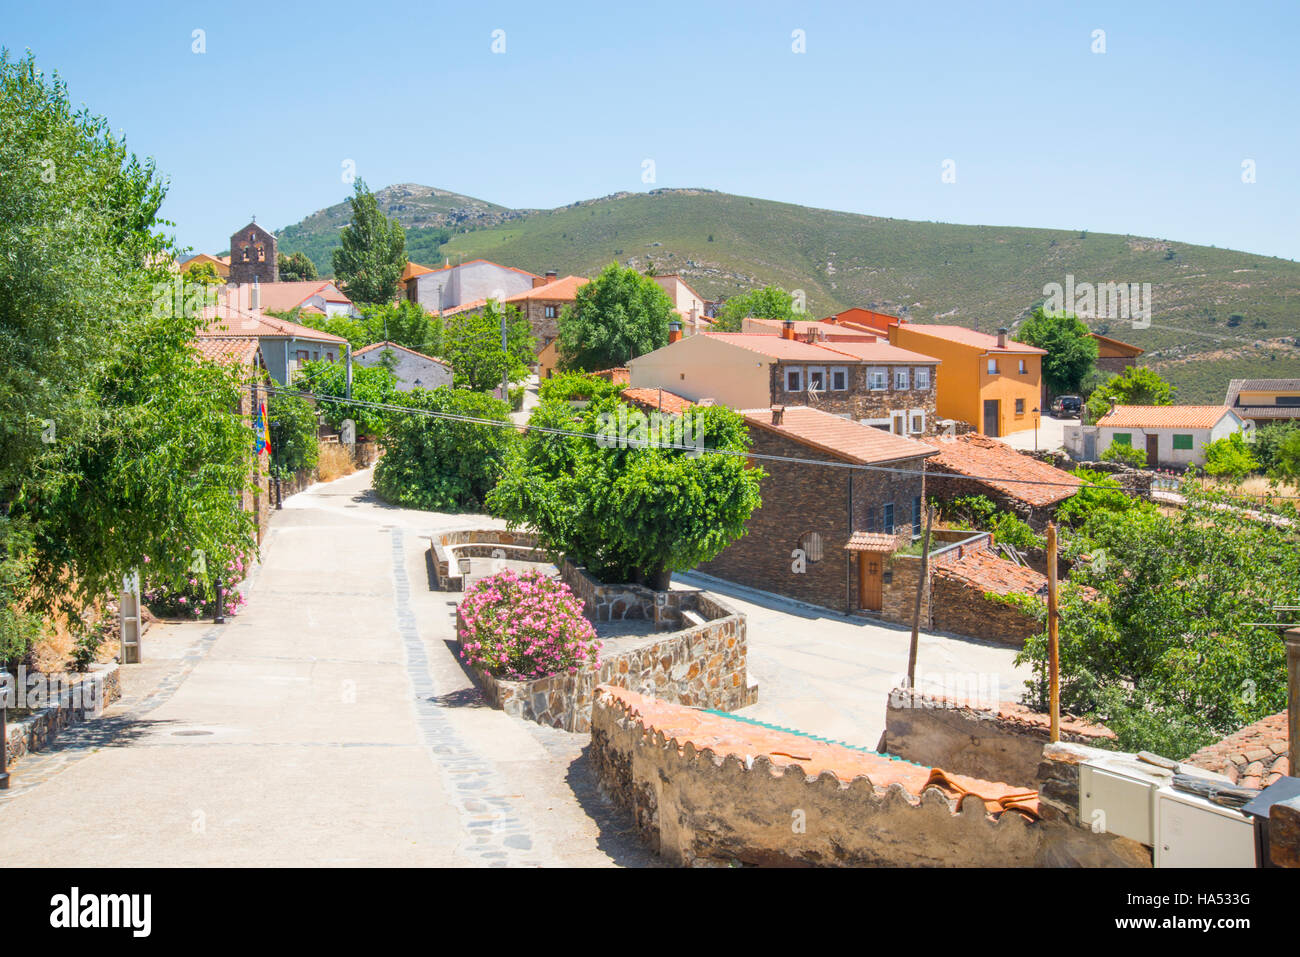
[590,687,1149,867]
[428,529,546,591]
[882,688,1116,788]
[4,662,122,768]
[458,591,754,732]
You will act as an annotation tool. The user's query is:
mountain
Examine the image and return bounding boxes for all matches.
[274,185,1300,403]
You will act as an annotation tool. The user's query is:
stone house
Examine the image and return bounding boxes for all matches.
[627,328,942,436]
[694,406,936,613]
[352,341,453,391]
[505,273,588,352]
[228,220,277,285]
[199,300,349,385]
[921,433,1083,529]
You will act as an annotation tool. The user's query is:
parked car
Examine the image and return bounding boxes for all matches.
[1051,395,1082,418]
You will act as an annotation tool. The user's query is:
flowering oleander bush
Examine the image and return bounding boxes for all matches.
[143,548,251,620]
[458,569,600,680]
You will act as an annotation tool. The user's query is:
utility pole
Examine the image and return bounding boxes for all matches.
[907,502,935,690]
[1047,521,1060,742]
[500,305,509,403]
[345,343,353,401]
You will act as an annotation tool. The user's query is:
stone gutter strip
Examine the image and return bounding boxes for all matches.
[599,686,1039,819]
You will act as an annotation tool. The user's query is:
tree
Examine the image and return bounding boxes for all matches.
[712,285,801,332]
[1084,366,1175,423]
[295,359,399,437]
[181,260,225,287]
[373,387,515,511]
[331,178,406,305]
[1202,432,1259,478]
[487,393,765,586]
[359,300,442,356]
[443,300,534,392]
[1250,421,1300,475]
[2,51,254,655]
[277,251,318,282]
[557,263,673,371]
[268,392,320,479]
[1100,439,1148,467]
[1270,429,1300,481]
[1016,308,1098,397]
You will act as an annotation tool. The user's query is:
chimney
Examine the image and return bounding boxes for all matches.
[997,327,1008,349]
[250,279,260,311]
[781,319,796,340]
[668,321,682,344]
[770,405,785,426]
[532,276,547,288]
[545,269,558,281]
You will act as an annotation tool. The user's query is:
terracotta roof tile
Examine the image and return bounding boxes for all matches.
[936,550,1048,597]
[352,340,450,367]
[845,531,901,552]
[922,434,1082,507]
[1097,405,1235,430]
[742,406,936,465]
[194,336,260,365]
[593,367,630,384]
[1184,712,1289,784]
[199,302,348,344]
[899,323,1047,355]
[621,387,695,414]
[506,275,587,302]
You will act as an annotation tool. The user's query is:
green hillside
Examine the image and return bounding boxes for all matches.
[275,185,1300,403]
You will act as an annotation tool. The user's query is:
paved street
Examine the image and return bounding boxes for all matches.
[0,467,1023,866]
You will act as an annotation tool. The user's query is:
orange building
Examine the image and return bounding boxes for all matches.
[819,310,1045,437]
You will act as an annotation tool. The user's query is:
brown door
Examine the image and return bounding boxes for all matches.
[1145,433,1159,467]
[983,399,1000,436]
[858,553,883,611]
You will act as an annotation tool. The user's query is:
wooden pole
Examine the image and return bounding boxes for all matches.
[1047,521,1060,743]
[907,503,935,690]
[1285,627,1300,780]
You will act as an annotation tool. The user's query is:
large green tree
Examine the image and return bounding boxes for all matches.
[1084,366,1176,423]
[712,285,802,332]
[557,263,673,371]
[294,359,399,438]
[277,250,318,282]
[443,300,533,392]
[488,392,764,586]
[359,300,442,356]
[1016,308,1098,397]
[331,178,406,304]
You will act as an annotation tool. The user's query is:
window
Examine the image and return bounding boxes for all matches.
[910,412,925,434]
[1276,396,1300,407]
[544,305,558,319]
[1113,433,1132,446]
[1172,434,1194,450]
[257,246,265,262]
[987,359,998,375]
[784,367,803,391]
[326,352,334,362]
[914,367,931,389]
[882,503,895,534]
[830,367,849,391]
[296,350,309,362]
[807,366,826,391]
[1015,398,1025,415]
[1018,359,1028,374]
[312,351,319,361]
[799,531,824,562]
[913,496,923,535]
[868,367,888,390]
[894,369,910,390]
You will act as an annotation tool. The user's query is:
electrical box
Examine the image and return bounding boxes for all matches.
[1155,788,1256,868]
[1080,761,1167,845]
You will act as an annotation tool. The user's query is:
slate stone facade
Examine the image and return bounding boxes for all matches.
[768,361,938,434]
[229,221,278,285]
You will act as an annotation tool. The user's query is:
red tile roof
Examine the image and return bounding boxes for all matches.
[703,331,936,365]
[593,367,630,384]
[703,333,860,362]
[408,258,539,280]
[352,340,450,367]
[1184,712,1289,788]
[621,387,695,414]
[402,262,435,281]
[899,323,1047,355]
[506,275,587,302]
[818,339,941,364]
[922,434,1082,507]
[199,302,349,344]
[936,549,1048,598]
[194,336,260,366]
[844,531,900,553]
[742,406,936,465]
[222,281,352,314]
[1097,405,1236,430]
[819,307,900,333]
[440,298,488,317]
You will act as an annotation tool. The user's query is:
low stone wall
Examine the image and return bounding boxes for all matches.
[427,528,547,591]
[880,531,987,628]
[559,561,693,630]
[929,575,1042,646]
[591,687,1149,867]
[458,591,754,732]
[4,662,122,768]
[882,688,1116,788]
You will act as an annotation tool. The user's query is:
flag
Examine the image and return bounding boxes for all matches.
[256,400,271,456]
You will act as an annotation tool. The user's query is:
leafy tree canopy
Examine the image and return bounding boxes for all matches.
[1016,308,1098,397]
[712,285,802,332]
[359,300,442,357]
[1084,366,1176,423]
[443,299,533,392]
[331,178,406,305]
[1202,432,1259,478]
[277,250,318,282]
[295,359,399,438]
[557,263,673,371]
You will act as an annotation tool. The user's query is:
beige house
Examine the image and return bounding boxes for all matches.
[627,330,941,434]
[652,274,711,335]
[1225,378,1300,426]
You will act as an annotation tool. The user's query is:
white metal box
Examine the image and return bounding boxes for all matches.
[1154,788,1256,868]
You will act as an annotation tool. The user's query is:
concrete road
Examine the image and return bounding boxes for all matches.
[994,413,1069,453]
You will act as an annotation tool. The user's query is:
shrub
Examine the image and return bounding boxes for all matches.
[1055,468,1148,527]
[1203,432,1258,478]
[457,569,601,680]
[142,545,253,620]
[1100,440,1147,466]
[1251,421,1300,474]
[269,392,320,480]
[373,386,514,511]
[537,372,624,404]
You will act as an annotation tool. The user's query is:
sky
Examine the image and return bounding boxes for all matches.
[5,0,1299,260]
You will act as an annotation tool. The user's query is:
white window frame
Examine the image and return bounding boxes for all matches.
[784,366,803,392]
[868,367,888,391]
[987,358,998,375]
[890,410,907,435]
[914,367,931,390]
[861,417,892,432]
[894,368,910,390]
[1018,358,1028,374]
[830,366,849,391]
[807,366,827,391]
[909,410,926,434]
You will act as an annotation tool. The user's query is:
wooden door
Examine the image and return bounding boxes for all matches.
[1145,433,1159,467]
[983,399,1000,436]
[858,553,883,611]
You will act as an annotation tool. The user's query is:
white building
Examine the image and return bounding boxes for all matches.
[404,259,538,314]
[352,341,453,391]
[1065,405,1248,467]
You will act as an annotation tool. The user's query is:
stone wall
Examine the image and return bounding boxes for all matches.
[591,687,1149,867]
[4,663,122,768]
[768,361,939,433]
[882,688,1116,788]
[427,528,546,591]
[929,574,1042,646]
[458,591,754,732]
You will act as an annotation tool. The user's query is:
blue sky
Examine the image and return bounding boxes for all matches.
[6,0,1299,260]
